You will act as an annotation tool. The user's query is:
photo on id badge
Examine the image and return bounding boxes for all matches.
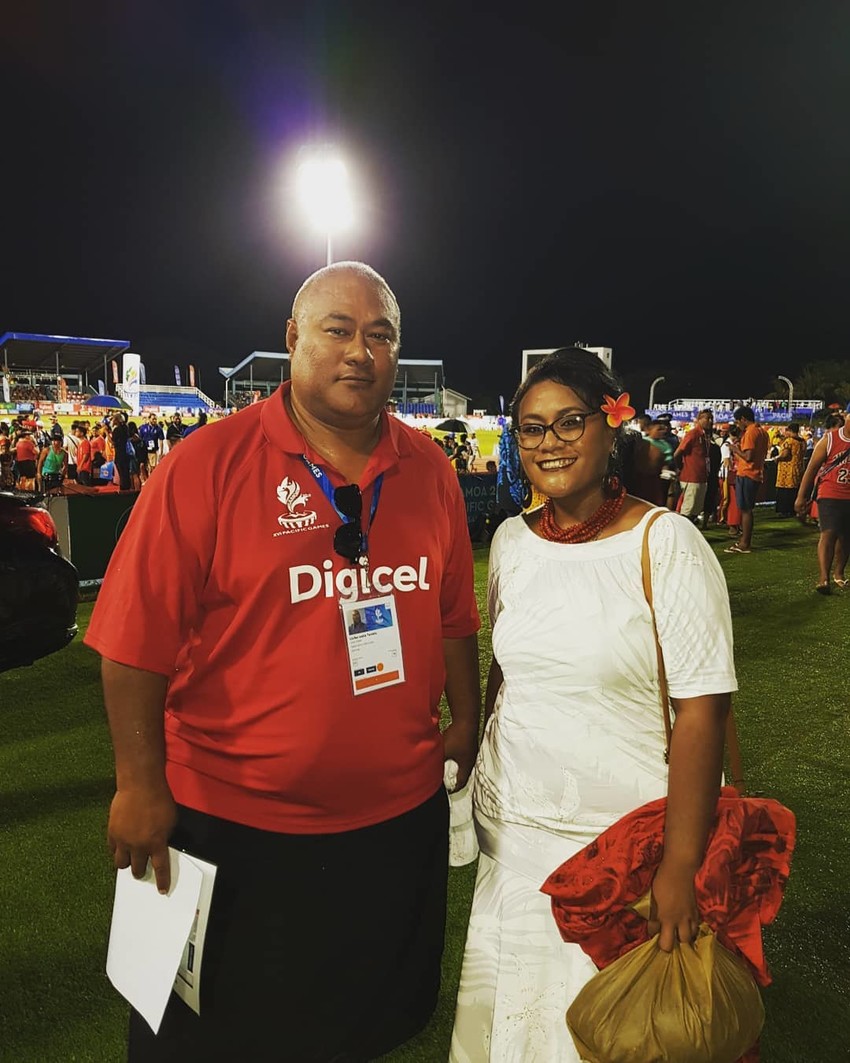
[343,595,404,695]
[347,603,394,635]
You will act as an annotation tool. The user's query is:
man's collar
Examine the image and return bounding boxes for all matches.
[260,382,410,479]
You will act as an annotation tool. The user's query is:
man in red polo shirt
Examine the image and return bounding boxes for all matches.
[85,262,481,1062]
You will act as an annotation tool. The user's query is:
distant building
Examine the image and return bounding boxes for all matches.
[220,353,452,415]
[521,344,612,381]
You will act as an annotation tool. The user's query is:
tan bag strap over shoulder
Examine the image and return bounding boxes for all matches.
[640,510,745,790]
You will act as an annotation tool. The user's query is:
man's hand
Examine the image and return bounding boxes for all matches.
[442,634,481,789]
[442,720,478,789]
[108,784,177,893]
[648,858,700,953]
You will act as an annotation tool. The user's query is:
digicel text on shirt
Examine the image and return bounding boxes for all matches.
[290,556,431,603]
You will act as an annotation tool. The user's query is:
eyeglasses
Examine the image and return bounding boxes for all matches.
[333,484,365,565]
[513,410,600,450]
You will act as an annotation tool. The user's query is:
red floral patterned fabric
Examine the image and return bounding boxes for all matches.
[541,787,796,988]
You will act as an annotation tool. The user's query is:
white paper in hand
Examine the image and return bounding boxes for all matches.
[106,849,203,1033]
[173,853,217,1016]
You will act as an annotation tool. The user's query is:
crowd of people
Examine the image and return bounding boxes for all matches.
[620,407,849,590]
[421,430,490,473]
[0,410,207,494]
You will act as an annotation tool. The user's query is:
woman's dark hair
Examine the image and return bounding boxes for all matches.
[510,347,628,494]
[510,347,624,426]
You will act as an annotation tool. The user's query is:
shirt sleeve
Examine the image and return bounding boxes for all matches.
[437,470,481,639]
[83,445,219,675]
[649,513,737,699]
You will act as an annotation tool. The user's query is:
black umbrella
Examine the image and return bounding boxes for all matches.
[435,418,469,433]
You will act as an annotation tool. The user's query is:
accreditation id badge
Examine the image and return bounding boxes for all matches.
[340,593,406,696]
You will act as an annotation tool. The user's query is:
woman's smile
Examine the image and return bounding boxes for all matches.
[537,456,577,471]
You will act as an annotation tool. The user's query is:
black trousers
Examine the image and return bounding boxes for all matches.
[775,486,798,516]
[115,456,131,491]
[128,787,449,1063]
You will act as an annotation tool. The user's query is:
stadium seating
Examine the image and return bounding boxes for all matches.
[395,402,437,415]
[137,389,213,413]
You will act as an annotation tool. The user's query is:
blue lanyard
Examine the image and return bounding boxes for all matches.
[300,456,383,560]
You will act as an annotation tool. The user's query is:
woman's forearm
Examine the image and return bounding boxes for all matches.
[663,693,729,868]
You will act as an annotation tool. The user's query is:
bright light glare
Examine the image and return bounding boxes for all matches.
[296,153,354,233]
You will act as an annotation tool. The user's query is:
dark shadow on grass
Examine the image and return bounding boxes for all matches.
[0,945,126,1058]
[0,705,108,749]
[0,776,113,830]
[761,903,850,1063]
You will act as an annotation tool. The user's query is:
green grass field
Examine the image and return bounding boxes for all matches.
[1,515,848,1061]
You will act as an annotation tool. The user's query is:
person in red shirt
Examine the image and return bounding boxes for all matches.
[795,404,850,593]
[85,262,481,1062]
[74,424,93,485]
[14,432,38,489]
[89,425,107,467]
[725,406,769,554]
[674,409,712,521]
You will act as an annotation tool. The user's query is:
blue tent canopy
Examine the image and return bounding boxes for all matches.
[0,332,130,373]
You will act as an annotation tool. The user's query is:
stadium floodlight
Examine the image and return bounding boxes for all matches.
[777,375,794,418]
[296,146,354,266]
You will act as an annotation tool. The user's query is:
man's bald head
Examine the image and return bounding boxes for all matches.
[291,262,400,340]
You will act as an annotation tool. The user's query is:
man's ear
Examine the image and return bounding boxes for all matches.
[285,318,298,354]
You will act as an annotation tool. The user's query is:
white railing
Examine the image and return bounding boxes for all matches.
[649,398,821,413]
[117,384,220,408]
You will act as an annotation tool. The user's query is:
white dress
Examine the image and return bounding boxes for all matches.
[450,508,737,1063]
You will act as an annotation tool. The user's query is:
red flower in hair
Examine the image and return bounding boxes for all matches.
[601,392,636,428]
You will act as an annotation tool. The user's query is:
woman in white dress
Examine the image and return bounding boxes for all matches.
[451,348,737,1062]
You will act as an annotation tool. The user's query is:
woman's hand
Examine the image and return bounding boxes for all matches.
[648,858,700,952]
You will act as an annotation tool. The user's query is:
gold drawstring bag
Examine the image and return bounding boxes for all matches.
[566,920,764,1063]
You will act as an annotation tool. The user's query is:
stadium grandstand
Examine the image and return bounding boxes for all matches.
[219,352,459,415]
[0,332,221,417]
[1,331,131,410]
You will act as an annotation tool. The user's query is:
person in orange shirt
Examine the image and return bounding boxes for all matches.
[75,424,93,486]
[89,424,107,466]
[724,406,769,554]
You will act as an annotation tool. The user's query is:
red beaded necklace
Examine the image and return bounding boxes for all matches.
[538,486,626,543]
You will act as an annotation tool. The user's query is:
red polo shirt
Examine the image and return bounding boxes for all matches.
[85,385,480,833]
[677,426,709,483]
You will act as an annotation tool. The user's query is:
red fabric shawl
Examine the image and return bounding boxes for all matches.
[540,787,796,988]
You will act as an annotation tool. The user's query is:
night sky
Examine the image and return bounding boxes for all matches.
[3,2,849,410]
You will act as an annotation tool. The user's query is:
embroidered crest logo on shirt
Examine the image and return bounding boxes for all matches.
[276,476,317,529]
